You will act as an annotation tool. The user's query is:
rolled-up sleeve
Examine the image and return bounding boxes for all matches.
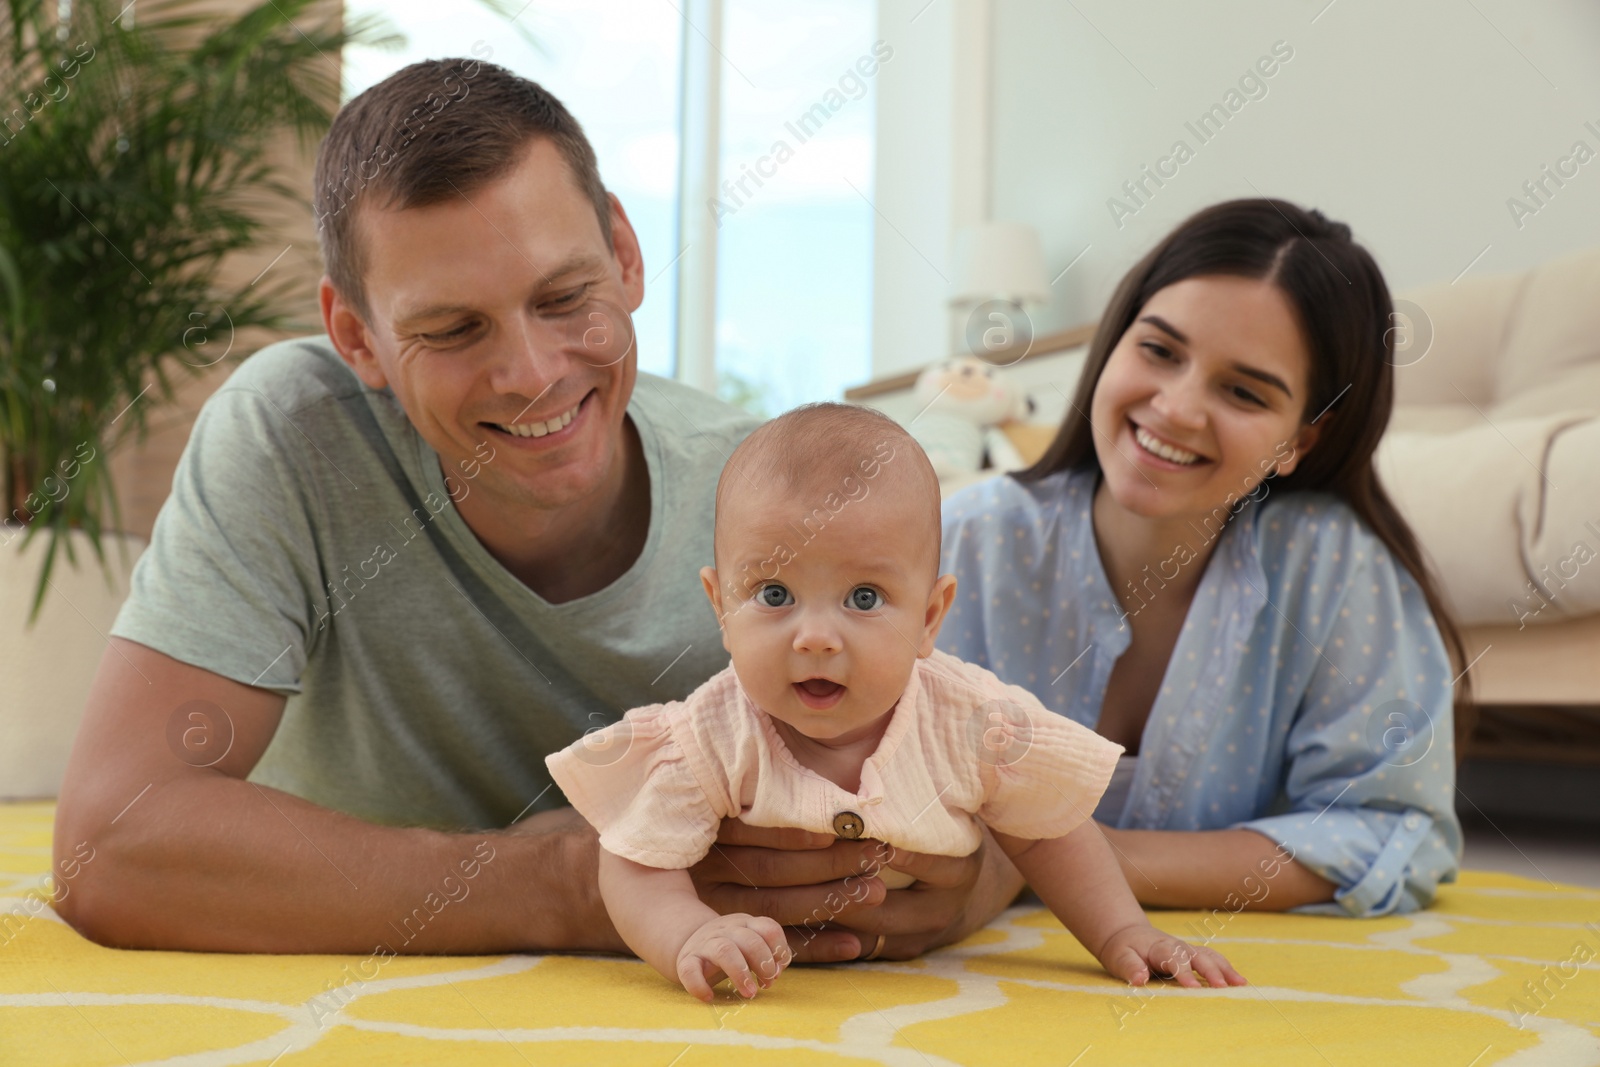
[1235,542,1462,918]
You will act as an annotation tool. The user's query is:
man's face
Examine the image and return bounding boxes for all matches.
[323,137,645,512]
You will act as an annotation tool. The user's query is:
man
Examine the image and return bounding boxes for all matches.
[53,58,1022,962]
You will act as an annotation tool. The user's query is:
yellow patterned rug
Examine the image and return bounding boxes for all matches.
[3,800,1598,1066]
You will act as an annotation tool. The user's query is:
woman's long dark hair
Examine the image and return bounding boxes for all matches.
[1014,198,1476,756]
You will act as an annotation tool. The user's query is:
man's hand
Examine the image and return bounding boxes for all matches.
[687,818,1026,963]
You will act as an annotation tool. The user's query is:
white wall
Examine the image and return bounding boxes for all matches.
[870,0,991,378]
[872,0,1600,374]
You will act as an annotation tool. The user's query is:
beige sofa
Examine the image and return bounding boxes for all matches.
[850,246,1600,741]
[1376,244,1600,711]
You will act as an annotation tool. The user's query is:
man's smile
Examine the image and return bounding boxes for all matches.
[483,391,592,445]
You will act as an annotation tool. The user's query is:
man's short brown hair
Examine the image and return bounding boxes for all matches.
[313,57,612,322]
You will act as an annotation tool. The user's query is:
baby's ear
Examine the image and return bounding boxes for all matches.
[700,566,725,625]
[918,573,958,656]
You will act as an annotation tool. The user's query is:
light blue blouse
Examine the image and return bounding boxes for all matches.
[937,465,1462,918]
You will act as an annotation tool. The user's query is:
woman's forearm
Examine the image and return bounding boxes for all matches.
[1100,826,1336,911]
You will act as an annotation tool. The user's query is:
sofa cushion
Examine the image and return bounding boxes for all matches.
[1388,272,1519,409]
[1375,412,1600,626]
[1494,244,1600,405]
[1522,416,1600,620]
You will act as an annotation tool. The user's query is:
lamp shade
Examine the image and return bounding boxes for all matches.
[951,222,1050,305]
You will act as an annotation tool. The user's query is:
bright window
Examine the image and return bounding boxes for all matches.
[713,0,878,415]
[342,0,682,379]
[342,2,876,411]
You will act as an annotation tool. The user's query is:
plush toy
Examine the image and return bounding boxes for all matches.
[905,356,1034,485]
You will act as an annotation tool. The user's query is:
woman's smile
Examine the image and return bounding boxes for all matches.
[1127,417,1212,469]
[1088,275,1322,524]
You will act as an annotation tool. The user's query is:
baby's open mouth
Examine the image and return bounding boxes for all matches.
[793,678,846,709]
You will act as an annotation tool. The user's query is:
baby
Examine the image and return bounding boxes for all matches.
[546,402,1246,1002]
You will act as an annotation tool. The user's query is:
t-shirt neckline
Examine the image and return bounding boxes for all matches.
[414,396,667,615]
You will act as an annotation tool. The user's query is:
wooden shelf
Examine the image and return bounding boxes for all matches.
[845,322,1099,401]
[1465,705,1600,765]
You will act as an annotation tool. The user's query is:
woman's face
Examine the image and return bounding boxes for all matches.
[1089,274,1324,523]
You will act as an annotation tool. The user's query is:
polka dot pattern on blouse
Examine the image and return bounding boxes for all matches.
[936,466,1462,918]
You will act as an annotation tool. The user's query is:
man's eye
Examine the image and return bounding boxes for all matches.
[544,286,589,311]
[758,584,792,607]
[424,324,474,344]
[848,586,881,611]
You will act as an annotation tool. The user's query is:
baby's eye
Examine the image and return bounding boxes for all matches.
[848,586,882,611]
[758,583,793,608]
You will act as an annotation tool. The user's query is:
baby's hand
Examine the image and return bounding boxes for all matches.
[676,912,793,1003]
[1097,923,1247,988]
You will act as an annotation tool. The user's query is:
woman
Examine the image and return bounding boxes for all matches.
[937,199,1472,918]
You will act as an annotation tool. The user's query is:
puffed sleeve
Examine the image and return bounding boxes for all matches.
[544,702,732,869]
[976,695,1125,840]
[1235,540,1462,918]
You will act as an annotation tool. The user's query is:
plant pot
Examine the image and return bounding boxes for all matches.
[0,525,145,800]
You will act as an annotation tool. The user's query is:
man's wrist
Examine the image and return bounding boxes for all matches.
[477,806,625,954]
[547,812,629,954]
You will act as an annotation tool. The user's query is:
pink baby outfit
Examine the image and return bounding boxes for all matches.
[545,647,1125,873]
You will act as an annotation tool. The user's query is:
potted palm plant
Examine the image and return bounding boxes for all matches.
[0,0,409,797]
[0,0,409,621]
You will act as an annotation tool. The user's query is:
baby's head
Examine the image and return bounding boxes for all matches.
[700,402,957,745]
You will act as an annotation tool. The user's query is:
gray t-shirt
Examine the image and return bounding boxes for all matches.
[111,335,761,831]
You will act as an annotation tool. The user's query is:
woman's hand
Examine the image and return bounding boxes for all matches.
[687,818,1026,963]
[676,912,792,1003]
[1096,922,1247,988]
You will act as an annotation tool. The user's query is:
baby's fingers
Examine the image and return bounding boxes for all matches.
[717,936,767,998]
[719,924,791,997]
[1106,943,1151,986]
[730,921,788,988]
[1149,940,1200,988]
[749,917,792,985]
[677,952,720,1004]
[1191,947,1248,987]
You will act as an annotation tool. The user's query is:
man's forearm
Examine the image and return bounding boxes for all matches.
[56,773,626,955]
[1099,826,1336,911]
